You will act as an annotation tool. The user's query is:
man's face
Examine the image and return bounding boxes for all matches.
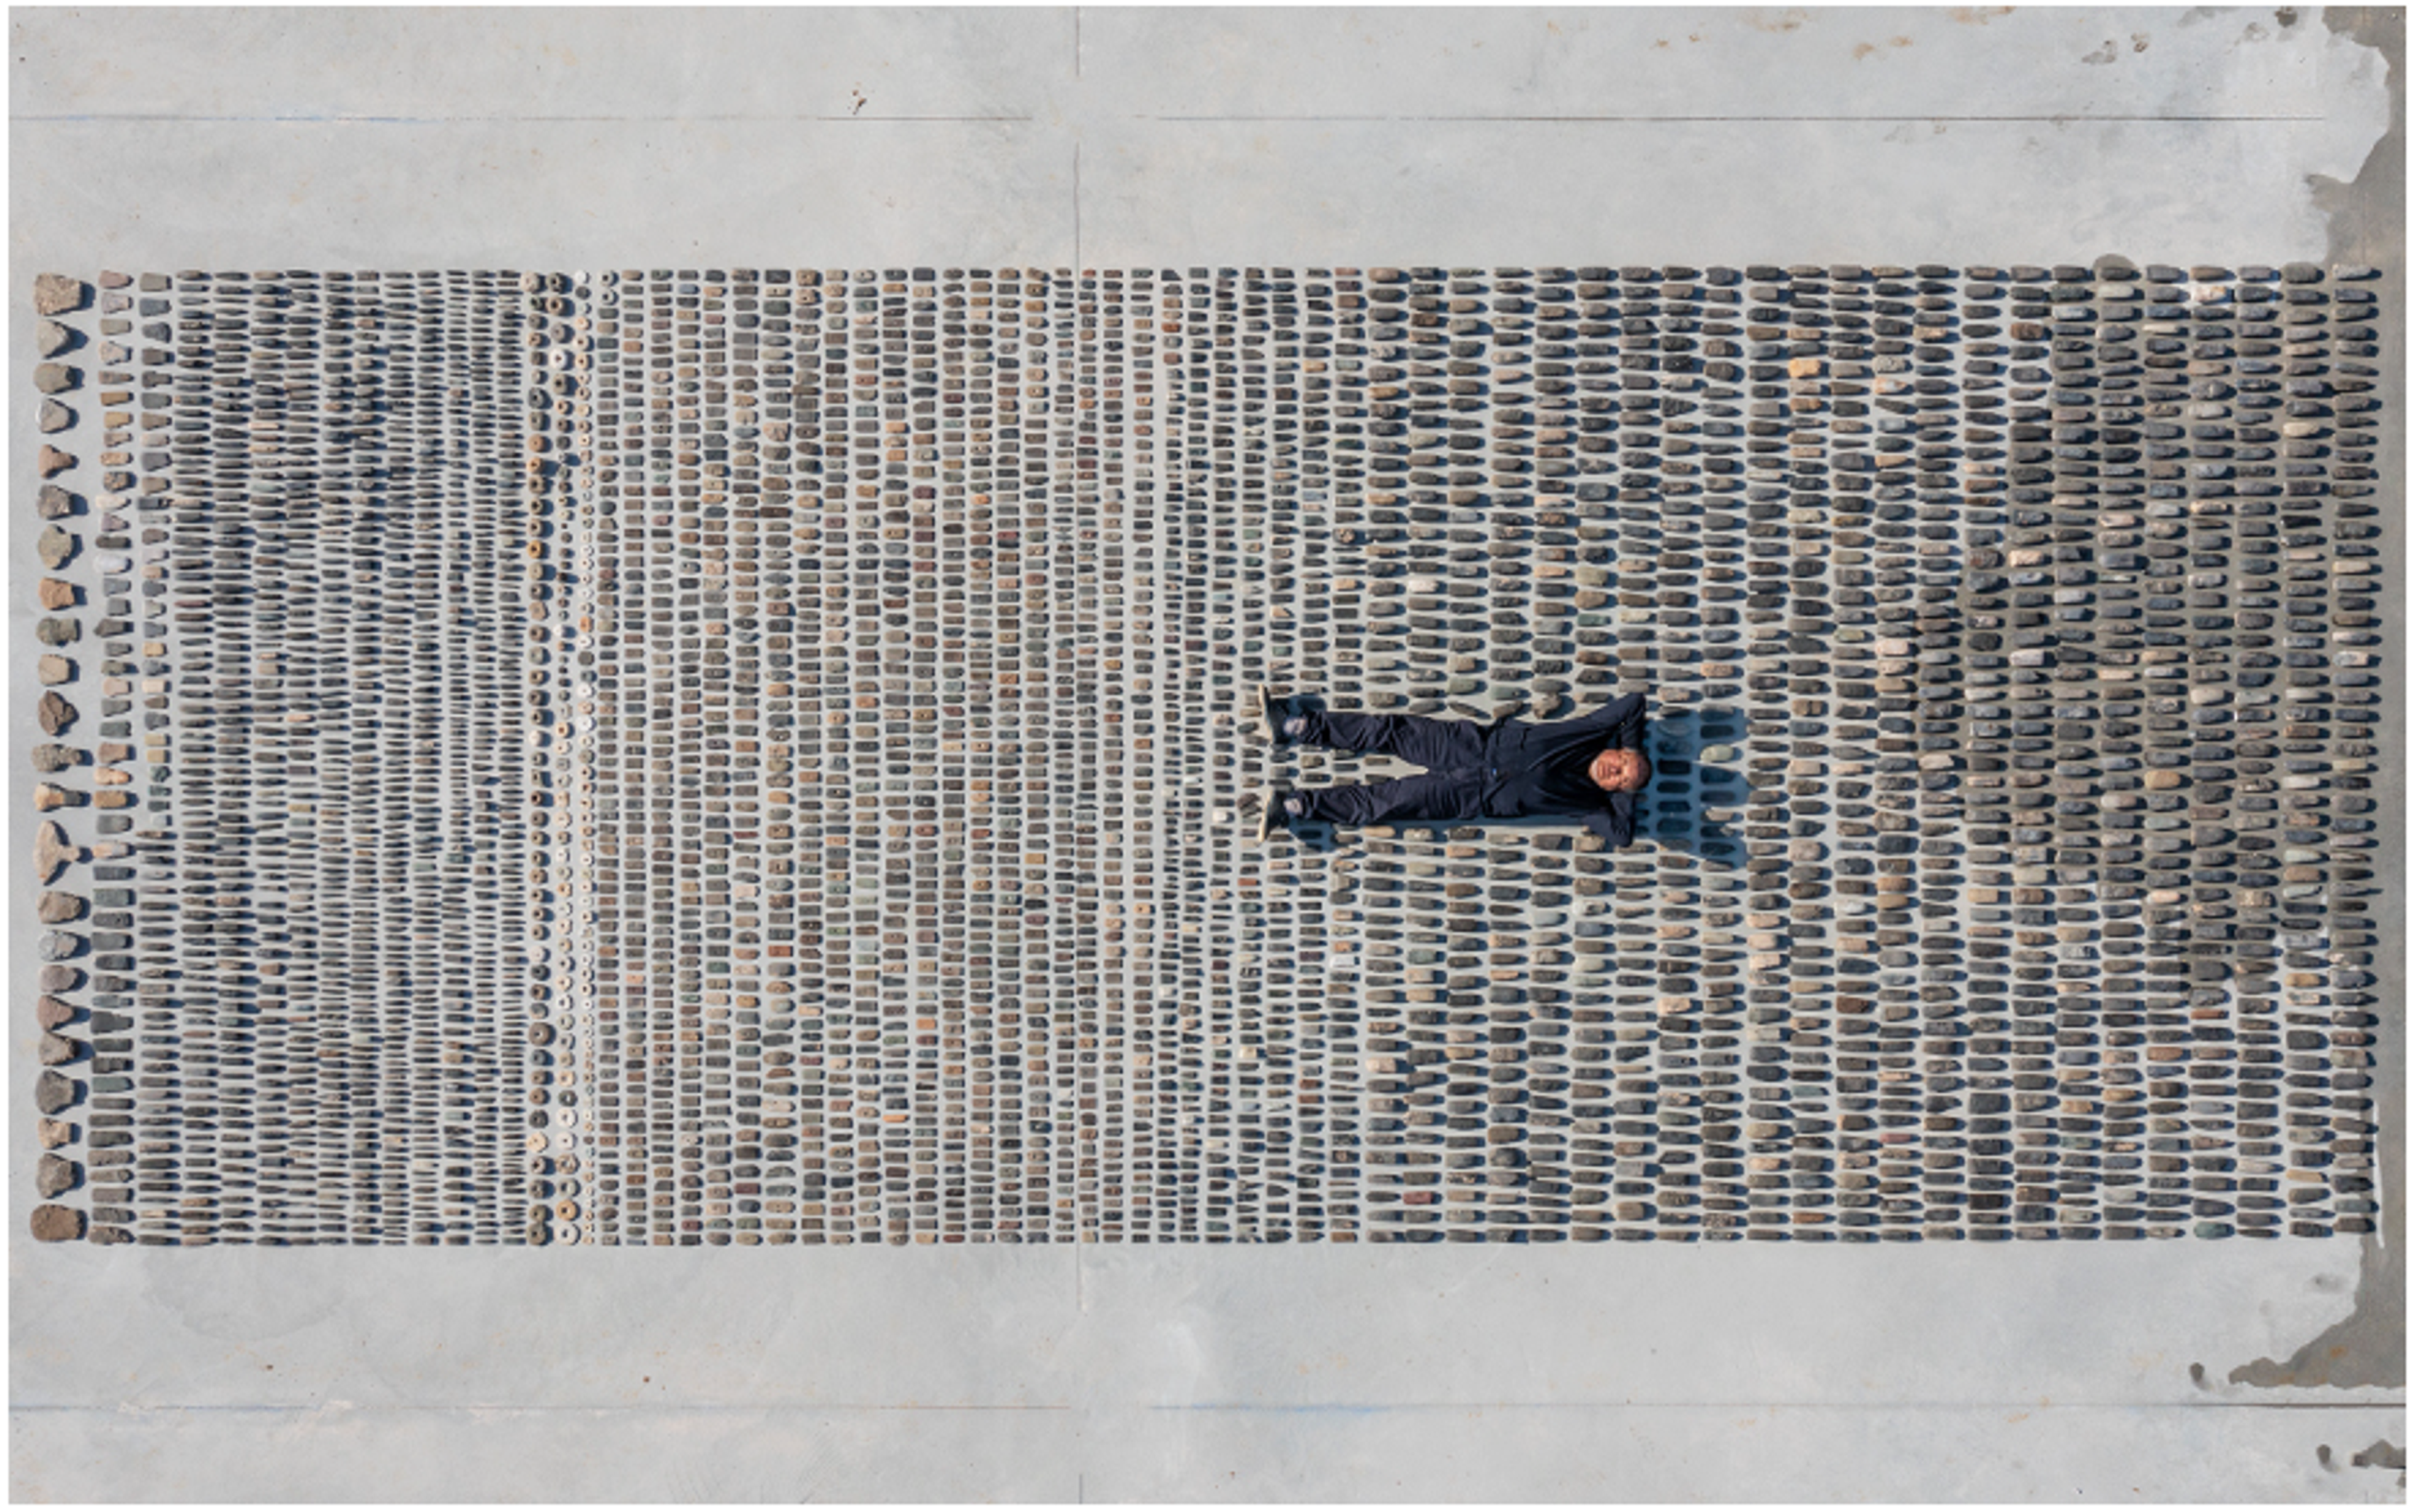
[1590,748,1645,793]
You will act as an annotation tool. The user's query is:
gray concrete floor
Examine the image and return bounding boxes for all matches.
[10,6,2405,1501]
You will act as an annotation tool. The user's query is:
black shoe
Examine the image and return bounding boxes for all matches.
[1255,785,1296,843]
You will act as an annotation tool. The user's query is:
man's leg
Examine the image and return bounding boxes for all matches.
[1289,768,1484,828]
[1294,707,1488,770]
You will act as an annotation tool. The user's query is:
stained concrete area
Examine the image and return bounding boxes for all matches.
[9,7,2405,1501]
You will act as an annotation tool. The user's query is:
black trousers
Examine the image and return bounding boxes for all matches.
[1292,709,1496,826]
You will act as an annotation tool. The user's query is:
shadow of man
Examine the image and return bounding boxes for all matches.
[1632,702,1749,864]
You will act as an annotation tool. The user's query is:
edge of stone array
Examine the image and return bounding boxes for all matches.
[19,260,2389,1244]
[30,269,107,1242]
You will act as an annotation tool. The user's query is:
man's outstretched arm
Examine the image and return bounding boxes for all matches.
[1584,795,1638,848]
[1560,690,1646,740]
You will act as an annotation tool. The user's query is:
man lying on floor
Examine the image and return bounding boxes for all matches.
[1252,686,1652,847]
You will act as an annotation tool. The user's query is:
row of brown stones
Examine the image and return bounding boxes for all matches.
[30,272,99,1244]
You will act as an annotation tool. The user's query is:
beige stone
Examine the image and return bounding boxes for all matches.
[33,820,78,882]
[31,273,84,315]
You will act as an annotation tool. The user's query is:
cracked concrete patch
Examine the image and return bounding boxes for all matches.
[2225,0,2406,1398]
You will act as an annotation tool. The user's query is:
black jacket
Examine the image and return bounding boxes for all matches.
[1480,692,1649,846]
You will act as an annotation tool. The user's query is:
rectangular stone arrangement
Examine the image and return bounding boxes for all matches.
[23,263,2386,1245]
